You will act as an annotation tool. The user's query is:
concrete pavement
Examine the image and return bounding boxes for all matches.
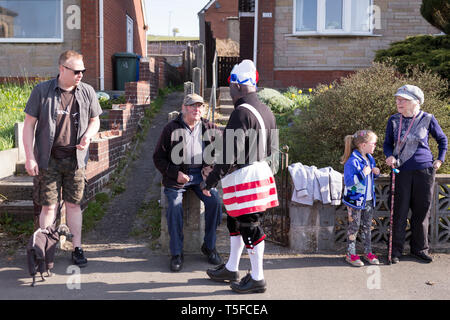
[0,243,449,300]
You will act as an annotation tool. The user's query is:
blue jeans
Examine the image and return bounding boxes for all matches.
[164,167,222,255]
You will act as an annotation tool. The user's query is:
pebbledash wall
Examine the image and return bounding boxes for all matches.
[256,0,440,89]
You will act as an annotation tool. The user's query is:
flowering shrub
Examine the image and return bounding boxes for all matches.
[257,87,312,114]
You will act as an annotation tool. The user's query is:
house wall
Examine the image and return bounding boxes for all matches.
[239,16,254,61]
[103,0,147,90]
[258,0,440,88]
[204,0,238,39]
[148,40,199,66]
[83,0,147,90]
[0,0,81,81]
[0,0,147,90]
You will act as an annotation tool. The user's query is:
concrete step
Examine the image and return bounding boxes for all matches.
[0,175,34,201]
[219,87,232,101]
[15,161,27,175]
[218,104,234,115]
[0,200,34,221]
[218,96,233,104]
[219,86,230,94]
[216,114,230,124]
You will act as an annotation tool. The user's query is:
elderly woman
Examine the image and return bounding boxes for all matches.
[384,85,447,264]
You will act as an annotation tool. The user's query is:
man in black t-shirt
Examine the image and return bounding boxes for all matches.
[23,50,102,267]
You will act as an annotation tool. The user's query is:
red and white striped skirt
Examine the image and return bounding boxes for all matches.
[221,161,279,217]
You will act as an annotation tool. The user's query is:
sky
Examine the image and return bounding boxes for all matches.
[145,0,209,37]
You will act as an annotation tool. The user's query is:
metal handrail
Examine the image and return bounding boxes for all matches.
[207,50,218,123]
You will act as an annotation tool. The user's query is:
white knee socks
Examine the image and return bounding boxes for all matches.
[225,236,245,272]
[225,236,265,281]
[248,240,265,281]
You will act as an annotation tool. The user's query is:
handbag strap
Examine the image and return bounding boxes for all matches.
[239,103,266,154]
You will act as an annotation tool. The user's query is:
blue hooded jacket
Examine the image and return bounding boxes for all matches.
[342,150,379,210]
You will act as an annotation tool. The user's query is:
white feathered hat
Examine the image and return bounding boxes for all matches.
[228,59,259,86]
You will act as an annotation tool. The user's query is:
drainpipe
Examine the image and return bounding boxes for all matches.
[99,0,105,90]
[253,0,259,66]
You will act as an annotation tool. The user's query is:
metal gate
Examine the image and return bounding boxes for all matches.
[218,56,240,87]
[261,145,291,246]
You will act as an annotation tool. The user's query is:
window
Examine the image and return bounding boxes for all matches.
[0,0,63,42]
[293,0,373,35]
[126,15,133,53]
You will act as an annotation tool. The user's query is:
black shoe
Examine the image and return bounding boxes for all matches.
[72,247,88,267]
[411,252,433,263]
[170,254,184,272]
[207,263,239,282]
[201,243,223,265]
[230,273,267,294]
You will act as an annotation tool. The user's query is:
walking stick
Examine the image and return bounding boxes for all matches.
[388,166,399,265]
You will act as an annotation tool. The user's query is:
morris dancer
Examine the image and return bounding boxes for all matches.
[201,60,278,293]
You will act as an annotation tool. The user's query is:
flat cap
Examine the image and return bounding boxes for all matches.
[394,85,424,105]
[183,93,204,106]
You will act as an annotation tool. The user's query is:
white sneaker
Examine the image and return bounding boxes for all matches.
[345,254,364,267]
[363,253,380,265]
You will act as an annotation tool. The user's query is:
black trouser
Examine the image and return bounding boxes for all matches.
[227,213,266,249]
[391,167,435,257]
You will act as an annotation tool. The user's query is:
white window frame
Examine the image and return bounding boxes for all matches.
[126,14,134,53]
[292,0,374,36]
[0,0,63,43]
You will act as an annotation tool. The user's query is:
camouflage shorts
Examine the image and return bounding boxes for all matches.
[33,157,86,206]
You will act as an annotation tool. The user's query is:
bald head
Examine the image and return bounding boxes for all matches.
[229,83,257,104]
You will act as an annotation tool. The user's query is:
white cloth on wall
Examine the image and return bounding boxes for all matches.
[288,162,342,206]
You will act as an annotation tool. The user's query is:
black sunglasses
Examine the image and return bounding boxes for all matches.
[63,65,86,75]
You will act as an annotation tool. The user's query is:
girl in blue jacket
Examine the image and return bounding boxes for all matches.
[341,130,380,267]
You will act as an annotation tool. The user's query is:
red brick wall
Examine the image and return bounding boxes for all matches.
[204,1,238,39]
[81,0,100,89]
[125,81,151,105]
[81,0,147,90]
[256,0,275,87]
[139,57,167,101]
[103,0,147,90]
[84,83,149,203]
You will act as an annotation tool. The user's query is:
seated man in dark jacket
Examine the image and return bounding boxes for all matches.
[153,93,223,271]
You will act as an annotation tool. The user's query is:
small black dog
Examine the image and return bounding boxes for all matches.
[26,224,72,287]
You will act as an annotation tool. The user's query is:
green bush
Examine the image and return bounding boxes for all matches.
[287,62,450,174]
[0,81,35,150]
[374,35,450,83]
[258,88,294,113]
[98,95,126,110]
[420,0,450,34]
